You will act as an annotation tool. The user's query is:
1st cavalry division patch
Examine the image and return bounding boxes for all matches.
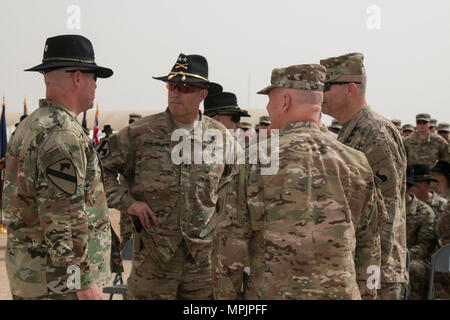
[46,158,78,195]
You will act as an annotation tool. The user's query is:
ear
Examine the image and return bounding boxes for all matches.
[70,71,82,89]
[282,93,290,112]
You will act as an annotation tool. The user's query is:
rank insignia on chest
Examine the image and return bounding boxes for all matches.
[46,158,77,195]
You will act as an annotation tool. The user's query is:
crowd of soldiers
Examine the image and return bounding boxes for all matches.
[2,34,449,300]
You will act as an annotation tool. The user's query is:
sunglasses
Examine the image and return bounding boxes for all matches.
[66,70,97,81]
[416,120,429,125]
[438,130,449,134]
[324,81,362,92]
[166,82,205,93]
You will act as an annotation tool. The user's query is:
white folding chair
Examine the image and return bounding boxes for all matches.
[427,243,450,300]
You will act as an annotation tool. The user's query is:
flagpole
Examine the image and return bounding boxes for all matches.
[0,96,7,234]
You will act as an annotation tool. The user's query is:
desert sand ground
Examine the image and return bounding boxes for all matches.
[0,209,130,300]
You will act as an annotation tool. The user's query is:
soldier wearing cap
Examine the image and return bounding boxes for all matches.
[437,123,450,142]
[212,63,384,300]
[320,52,407,300]
[129,113,142,124]
[3,35,113,300]
[410,164,448,223]
[430,119,438,134]
[102,125,114,139]
[402,124,415,138]
[203,91,250,130]
[392,119,402,134]
[255,123,260,133]
[404,113,450,167]
[431,160,450,200]
[100,53,232,300]
[405,165,436,300]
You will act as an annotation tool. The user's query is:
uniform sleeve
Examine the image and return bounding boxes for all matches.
[410,207,436,260]
[36,130,93,292]
[354,177,382,300]
[438,138,450,162]
[212,163,251,300]
[98,127,136,211]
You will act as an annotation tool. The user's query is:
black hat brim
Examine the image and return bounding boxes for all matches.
[25,61,113,78]
[414,176,438,183]
[153,75,222,94]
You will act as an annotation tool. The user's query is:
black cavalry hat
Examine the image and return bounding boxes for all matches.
[431,160,450,178]
[153,53,222,94]
[25,34,113,78]
[102,125,113,133]
[406,165,418,187]
[203,92,250,118]
[412,163,438,183]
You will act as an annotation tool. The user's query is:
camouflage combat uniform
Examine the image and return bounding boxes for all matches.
[406,194,436,300]
[404,132,450,167]
[434,202,450,299]
[212,64,384,300]
[426,191,448,222]
[3,99,112,299]
[100,109,230,300]
[320,53,408,300]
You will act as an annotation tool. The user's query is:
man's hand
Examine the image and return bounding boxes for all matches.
[127,201,158,229]
[76,283,103,300]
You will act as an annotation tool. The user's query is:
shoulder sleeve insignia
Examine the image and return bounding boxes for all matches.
[95,140,110,159]
[45,158,78,195]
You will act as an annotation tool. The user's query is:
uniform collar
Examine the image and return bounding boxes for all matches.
[39,99,79,122]
[279,120,319,135]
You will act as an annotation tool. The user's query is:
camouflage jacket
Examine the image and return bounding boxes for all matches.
[100,109,230,266]
[406,194,436,260]
[436,202,450,246]
[426,191,448,221]
[3,99,111,298]
[212,121,384,300]
[338,106,407,284]
[404,132,450,167]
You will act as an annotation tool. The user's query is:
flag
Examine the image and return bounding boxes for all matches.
[92,104,99,146]
[0,96,7,172]
[82,111,87,130]
[23,98,28,116]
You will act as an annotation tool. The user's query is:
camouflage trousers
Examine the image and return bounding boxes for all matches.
[119,210,134,251]
[377,282,407,300]
[12,292,78,300]
[408,259,430,300]
[125,240,213,300]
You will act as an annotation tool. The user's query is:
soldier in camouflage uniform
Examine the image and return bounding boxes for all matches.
[3,35,113,300]
[100,53,231,300]
[410,164,448,221]
[405,165,436,300]
[320,53,408,299]
[437,123,450,143]
[203,91,250,130]
[434,202,450,299]
[430,118,438,134]
[402,124,415,138]
[403,113,450,167]
[212,64,384,300]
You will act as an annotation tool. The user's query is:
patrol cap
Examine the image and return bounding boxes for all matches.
[416,113,431,122]
[259,115,271,125]
[391,119,402,129]
[25,34,113,78]
[257,64,326,95]
[437,123,450,133]
[402,124,415,132]
[320,53,365,82]
[430,119,438,127]
[255,123,260,131]
[203,92,250,118]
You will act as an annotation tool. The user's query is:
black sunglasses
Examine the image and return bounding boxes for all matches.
[324,81,362,92]
[416,120,429,125]
[66,70,97,81]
